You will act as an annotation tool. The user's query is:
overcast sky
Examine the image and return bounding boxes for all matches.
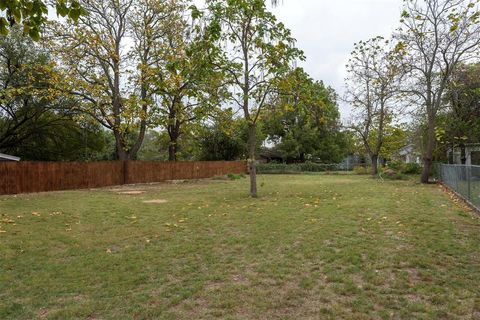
[268,0,404,120]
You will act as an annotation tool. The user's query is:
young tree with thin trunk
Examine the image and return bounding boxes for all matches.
[345,37,402,175]
[206,0,303,197]
[396,0,480,183]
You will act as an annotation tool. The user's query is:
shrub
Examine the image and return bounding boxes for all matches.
[381,168,407,180]
[256,163,299,174]
[387,160,404,171]
[401,162,422,175]
[353,165,370,175]
[227,173,246,180]
[256,162,341,174]
[212,175,229,180]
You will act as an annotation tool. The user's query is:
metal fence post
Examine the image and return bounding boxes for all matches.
[467,165,471,201]
[456,166,459,192]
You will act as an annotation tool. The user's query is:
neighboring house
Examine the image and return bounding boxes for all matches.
[396,144,422,164]
[447,143,480,165]
[259,148,284,163]
[0,153,20,161]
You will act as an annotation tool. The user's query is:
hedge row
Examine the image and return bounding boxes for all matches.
[256,163,342,174]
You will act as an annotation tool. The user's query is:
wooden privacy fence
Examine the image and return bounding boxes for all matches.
[0,160,248,195]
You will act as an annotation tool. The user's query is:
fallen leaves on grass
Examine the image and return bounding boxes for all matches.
[1,218,15,224]
[440,184,475,213]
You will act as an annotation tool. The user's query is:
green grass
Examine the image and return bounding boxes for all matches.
[1,175,480,319]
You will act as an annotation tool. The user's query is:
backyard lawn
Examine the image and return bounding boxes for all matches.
[1,174,479,319]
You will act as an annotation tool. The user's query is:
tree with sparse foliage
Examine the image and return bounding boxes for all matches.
[206,0,303,197]
[440,63,480,163]
[49,0,178,160]
[396,0,480,183]
[345,36,403,175]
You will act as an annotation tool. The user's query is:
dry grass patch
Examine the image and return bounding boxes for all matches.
[117,190,146,195]
[1,175,480,319]
[143,199,168,204]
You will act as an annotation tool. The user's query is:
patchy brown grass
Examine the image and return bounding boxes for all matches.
[1,175,480,319]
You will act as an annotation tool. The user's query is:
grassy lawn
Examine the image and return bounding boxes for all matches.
[1,174,480,319]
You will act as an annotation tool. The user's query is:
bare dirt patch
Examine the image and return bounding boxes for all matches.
[143,199,168,204]
[117,191,145,195]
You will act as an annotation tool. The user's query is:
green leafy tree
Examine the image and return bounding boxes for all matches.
[50,0,177,160]
[364,124,409,163]
[197,122,245,161]
[146,1,225,161]
[0,0,84,39]
[264,68,347,163]
[0,27,107,160]
[207,0,303,197]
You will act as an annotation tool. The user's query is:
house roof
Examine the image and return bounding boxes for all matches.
[0,153,20,161]
[398,144,416,156]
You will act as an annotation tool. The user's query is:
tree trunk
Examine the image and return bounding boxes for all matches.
[114,130,129,160]
[247,123,258,198]
[371,154,379,175]
[421,116,436,183]
[460,143,467,165]
[168,141,177,162]
[167,119,180,162]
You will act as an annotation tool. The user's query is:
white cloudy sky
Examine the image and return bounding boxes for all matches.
[268,0,404,120]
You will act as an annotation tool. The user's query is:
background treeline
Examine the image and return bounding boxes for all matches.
[2,0,480,192]
[0,0,351,166]
[344,0,480,183]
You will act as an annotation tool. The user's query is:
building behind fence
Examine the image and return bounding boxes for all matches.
[439,164,480,210]
[0,161,247,195]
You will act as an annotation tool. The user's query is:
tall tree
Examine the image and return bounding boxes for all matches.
[207,0,303,197]
[345,37,402,175]
[397,0,480,183]
[145,1,225,161]
[50,0,173,160]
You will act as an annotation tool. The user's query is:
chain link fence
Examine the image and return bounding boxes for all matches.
[439,164,480,210]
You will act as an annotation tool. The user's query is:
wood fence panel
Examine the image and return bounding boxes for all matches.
[0,160,247,195]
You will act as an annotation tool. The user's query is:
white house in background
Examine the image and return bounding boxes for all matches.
[397,144,422,164]
[448,143,480,165]
[0,153,20,161]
